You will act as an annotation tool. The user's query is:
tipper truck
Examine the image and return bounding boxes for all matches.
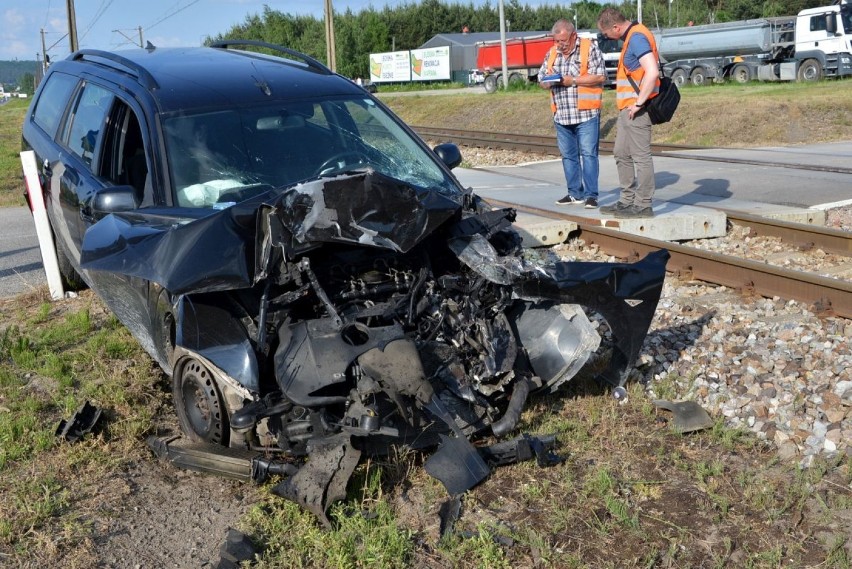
[654,2,852,86]
[475,33,618,92]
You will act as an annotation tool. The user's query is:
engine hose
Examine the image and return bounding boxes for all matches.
[491,377,532,438]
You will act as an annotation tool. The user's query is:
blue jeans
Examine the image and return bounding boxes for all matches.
[555,116,600,200]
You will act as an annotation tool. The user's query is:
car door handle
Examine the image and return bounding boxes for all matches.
[42,158,52,178]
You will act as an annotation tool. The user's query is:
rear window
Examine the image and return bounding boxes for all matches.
[32,72,78,138]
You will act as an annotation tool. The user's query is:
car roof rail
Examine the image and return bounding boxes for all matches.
[209,40,332,74]
[72,49,159,90]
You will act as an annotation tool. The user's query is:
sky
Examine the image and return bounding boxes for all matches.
[1,0,429,61]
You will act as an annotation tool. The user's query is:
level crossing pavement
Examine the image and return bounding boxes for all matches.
[455,141,852,246]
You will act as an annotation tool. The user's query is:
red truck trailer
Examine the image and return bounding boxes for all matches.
[476,33,618,93]
[476,34,553,93]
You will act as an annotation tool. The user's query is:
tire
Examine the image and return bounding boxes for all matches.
[670,68,687,88]
[484,74,498,94]
[731,64,751,84]
[173,357,229,446]
[55,239,88,292]
[508,72,526,87]
[690,67,707,87]
[797,59,823,82]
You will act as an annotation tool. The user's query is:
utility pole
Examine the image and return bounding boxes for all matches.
[498,0,508,89]
[41,29,48,70]
[114,28,144,48]
[324,0,337,71]
[66,0,79,52]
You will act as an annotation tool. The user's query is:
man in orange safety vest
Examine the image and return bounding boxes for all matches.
[539,19,606,209]
[597,7,661,219]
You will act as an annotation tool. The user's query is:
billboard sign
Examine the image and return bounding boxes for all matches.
[410,47,451,81]
[369,51,411,83]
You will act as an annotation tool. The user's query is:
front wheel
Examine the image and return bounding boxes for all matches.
[55,239,87,292]
[797,59,823,82]
[173,357,229,446]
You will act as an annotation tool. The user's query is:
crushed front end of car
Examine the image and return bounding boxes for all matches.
[81,170,669,526]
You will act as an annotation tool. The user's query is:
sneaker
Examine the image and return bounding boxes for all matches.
[599,201,631,214]
[584,198,598,209]
[555,195,583,205]
[614,205,654,219]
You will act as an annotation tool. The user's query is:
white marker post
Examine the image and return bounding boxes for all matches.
[20,150,65,300]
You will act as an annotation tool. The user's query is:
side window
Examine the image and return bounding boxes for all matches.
[64,83,114,166]
[98,99,151,207]
[32,72,78,139]
[811,15,828,32]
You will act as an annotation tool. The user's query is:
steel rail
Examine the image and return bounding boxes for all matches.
[723,211,852,257]
[413,126,852,175]
[485,198,852,319]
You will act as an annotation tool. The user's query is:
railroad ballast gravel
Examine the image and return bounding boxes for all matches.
[465,146,852,465]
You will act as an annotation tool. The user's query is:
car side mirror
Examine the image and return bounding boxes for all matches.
[91,185,138,217]
[433,143,462,170]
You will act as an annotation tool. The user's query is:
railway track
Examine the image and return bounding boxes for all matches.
[484,198,852,319]
[413,126,852,175]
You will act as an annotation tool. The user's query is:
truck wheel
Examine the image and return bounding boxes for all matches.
[508,72,526,87]
[797,59,823,82]
[731,64,751,84]
[484,74,498,93]
[690,67,707,86]
[670,69,687,88]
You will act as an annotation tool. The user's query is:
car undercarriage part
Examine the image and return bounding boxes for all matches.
[146,435,297,483]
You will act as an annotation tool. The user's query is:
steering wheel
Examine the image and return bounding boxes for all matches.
[315,151,369,177]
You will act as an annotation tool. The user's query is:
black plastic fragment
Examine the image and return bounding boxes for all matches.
[215,528,258,569]
[55,401,102,443]
[478,434,562,468]
[424,433,491,496]
[438,495,463,539]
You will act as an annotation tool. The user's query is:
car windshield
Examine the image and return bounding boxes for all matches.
[162,96,459,208]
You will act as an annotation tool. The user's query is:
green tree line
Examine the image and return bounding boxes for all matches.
[209,0,830,80]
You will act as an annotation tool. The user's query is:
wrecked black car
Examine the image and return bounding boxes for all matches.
[22,42,668,525]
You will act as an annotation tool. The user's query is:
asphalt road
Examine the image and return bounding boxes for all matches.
[0,206,45,298]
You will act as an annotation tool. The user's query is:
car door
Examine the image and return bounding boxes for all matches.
[56,81,117,255]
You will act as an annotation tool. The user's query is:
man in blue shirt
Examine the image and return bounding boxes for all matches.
[597,7,661,218]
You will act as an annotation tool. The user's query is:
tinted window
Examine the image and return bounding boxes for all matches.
[32,72,78,138]
[65,83,114,166]
[811,15,828,32]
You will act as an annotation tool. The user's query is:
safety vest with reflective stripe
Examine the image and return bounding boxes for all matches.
[545,38,603,114]
[616,23,661,110]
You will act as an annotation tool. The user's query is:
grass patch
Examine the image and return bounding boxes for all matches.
[0,98,28,207]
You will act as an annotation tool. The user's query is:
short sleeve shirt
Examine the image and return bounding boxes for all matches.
[623,27,653,71]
